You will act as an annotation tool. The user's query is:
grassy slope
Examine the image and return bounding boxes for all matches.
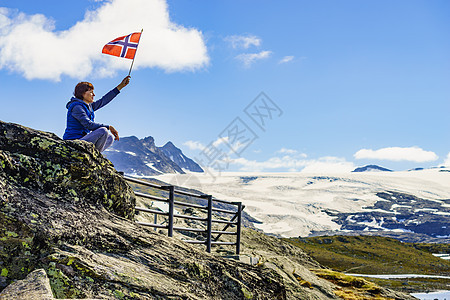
[285,235,450,275]
[285,235,450,293]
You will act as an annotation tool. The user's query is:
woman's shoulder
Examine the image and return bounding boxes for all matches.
[66,98,87,109]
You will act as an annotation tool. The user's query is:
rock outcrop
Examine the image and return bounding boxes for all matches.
[0,269,54,300]
[0,121,285,299]
[0,121,417,299]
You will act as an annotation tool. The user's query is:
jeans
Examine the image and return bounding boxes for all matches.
[80,127,114,152]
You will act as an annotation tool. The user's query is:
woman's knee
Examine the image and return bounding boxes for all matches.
[96,127,109,136]
[107,131,115,142]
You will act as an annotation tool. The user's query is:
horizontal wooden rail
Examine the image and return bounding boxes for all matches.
[173,189,206,198]
[124,176,163,189]
[124,176,243,254]
[175,214,207,221]
[211,197,239,205]
[173,201,206,210]
[212,207,238,214]
[173,226,206,233]
[136,221,168,229]
[212,219,237,225]
[134,191,168,202]
[135,207,168,215]
[211,230,236,235]
[211,241,236,246]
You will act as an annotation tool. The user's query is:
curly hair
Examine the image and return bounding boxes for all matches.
[74,82,94,100]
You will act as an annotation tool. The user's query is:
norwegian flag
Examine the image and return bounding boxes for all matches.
[102,32,142,59]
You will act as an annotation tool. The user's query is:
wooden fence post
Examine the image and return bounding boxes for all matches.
[168,186,174,237]
[206,195,213,253]
[236,202,242,255]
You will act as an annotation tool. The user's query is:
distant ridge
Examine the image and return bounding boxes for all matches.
[160,141,203,173]
[104,136,203,176]
[409,167,424,171]
[352,164,392,172]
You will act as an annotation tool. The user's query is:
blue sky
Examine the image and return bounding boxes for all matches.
[0,0,449,172]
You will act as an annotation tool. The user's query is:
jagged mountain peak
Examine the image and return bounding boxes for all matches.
[161,141,203,173]
[161,141,182,155]
[104,136,202,176]
[161,141,180,154]
[163,141,176,147]
[142,136,155,143]
[124,135,140,142]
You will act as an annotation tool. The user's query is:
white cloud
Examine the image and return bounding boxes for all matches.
[184,140,352,173]
[184,137,230,152]
[212,137,229,147]
[277,148,298,155]
[354,146,438,162]
[225,34,261,49]
[442,152,450,167]
[229,156,307,172]
[278,56,294,64]
[226,154,353,173]
[300,157,355,173]
[183,140,205,151]
[235,50,272,68]
[0,8,11,31]
[0,0,209,81]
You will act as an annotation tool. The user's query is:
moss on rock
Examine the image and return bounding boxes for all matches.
[0,121,290,299]
[0,213,35,286]
[45,262,84,298]
[0,121,135,219]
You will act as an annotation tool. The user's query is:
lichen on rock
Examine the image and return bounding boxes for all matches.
[0,121,287,299]
[0,121,135,219]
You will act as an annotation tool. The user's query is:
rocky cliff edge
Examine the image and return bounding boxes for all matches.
[0,121,416,299]
[0,121,287,299]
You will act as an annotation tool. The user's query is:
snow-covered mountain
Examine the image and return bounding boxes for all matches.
[352,164,392,172]
[156,168,450,243]
[104,136,202,176]
[160,142,203,173]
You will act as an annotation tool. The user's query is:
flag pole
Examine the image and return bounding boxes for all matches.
[128,28,143,76]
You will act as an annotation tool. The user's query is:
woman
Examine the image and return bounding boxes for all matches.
[63,76,130,152]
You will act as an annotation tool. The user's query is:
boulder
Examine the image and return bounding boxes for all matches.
[0,269,53,300]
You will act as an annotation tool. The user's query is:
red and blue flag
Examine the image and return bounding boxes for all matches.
[102,32,142,59]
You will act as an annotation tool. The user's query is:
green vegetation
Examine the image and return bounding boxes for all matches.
[285,235,450,293]
[358,276,450,294]
[285,235,450,275]
[312,269,387,300]
[411,242,450,254]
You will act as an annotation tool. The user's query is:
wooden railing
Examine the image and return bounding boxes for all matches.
[124,176,244,254]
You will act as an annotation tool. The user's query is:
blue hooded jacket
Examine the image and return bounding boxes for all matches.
[63,88,120,140]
